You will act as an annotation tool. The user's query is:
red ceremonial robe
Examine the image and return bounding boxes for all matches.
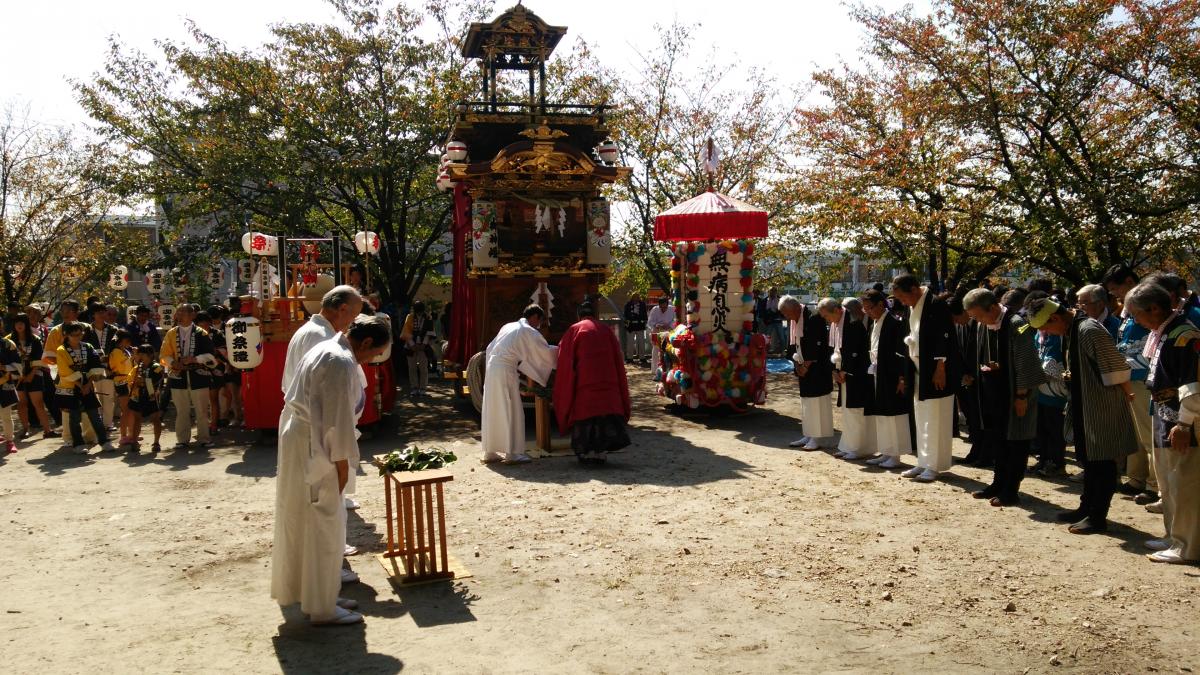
[553,317,631,431]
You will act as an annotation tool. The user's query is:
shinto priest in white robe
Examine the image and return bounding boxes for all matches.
[482,319,558,460]
[271,333,365,620]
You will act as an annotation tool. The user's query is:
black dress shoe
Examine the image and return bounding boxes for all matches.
[972,487,1000,500]
[1116,482,1141,497]
[1068,516,1108,534]
[990,496,1020,507]
[1055,508,1086,523]
[1134,491,1159,505]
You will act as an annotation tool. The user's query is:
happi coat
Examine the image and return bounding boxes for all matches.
[271,333,365,620]
[482,319,558,457]
[1065,313,1136,462]
[553,317,630,431]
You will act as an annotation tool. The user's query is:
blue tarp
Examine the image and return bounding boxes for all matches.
[766,358,794,374]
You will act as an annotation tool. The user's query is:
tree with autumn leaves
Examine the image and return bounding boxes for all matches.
[796,0,1200,289]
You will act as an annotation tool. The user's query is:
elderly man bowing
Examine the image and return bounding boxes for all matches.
[271,314,391,626]
[481,304,558,464]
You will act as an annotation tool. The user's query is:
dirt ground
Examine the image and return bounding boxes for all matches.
[1,369,1198,674]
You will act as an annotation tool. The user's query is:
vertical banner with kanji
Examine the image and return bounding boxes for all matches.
[586,199,611,265]
[471,201,498,268]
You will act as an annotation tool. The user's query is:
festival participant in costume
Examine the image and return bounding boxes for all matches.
[84,303,117,431]
[109,330,136,448]
[819,298,874,460]
[44,300,83,434]
[623,293,649,365]
[1027,292,1069,477]
[963,289,1045,506]
[159,304,218,450]
[891,274,961,483]
[271,314,390,626]
[1122,283,1200,562]
[126,344,166,453]
[280,286,365,556]
[127,306,162,351]
[554,301,631,465]
[481,305,558,464]
[9,314,56,440]
[788,297,834,450]
[1029,296,1137,533]
[860,289,912,469]
[0,319,21,453]
[1102,265,1158,507]
[55,322,116,455]
[1144,272,1200,326]
[647,296,676,375]
[401,300,436,398]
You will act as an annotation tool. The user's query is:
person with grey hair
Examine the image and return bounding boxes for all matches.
[272,311,391,626]
[280,284,364,560]
[1123,281,1200,562]
[481,305,559,464]
[963,287,1046,506]
[860,289,912,469]
[788,298,835,450]
[1076,284,1120,340]
[820,297,875,460]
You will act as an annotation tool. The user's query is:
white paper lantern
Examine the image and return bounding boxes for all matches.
[225,316,264,369]
[107,265,129,290]
[596,140,619,164]
[241,232,278,256]
[446,140,468,161]
[436,172,453,192]
[157,304,176,329]
[237,260,254,283]
[353,231,381,256]
[205,265,225,288]
[146,269,168,294]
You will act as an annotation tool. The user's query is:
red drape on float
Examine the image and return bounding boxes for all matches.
[444,181,476,365]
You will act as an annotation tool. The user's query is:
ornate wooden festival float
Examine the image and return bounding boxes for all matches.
[225,231,396,430]
[438,4,630,417]
[653,187,770,412]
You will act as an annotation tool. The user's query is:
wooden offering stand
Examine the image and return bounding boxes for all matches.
[377,466,456,584]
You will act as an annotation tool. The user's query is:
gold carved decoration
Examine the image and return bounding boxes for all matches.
[518,125,568,141]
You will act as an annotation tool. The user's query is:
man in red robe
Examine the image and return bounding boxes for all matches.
[553,301,632,465]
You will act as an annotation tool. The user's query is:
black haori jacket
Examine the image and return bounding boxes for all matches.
[908,289,961,401]
[837,318,874,410]
[796,305,833,398]
[869,311,914,417]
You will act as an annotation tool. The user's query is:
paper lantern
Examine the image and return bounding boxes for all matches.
[241,232,278,256]
[107,265,129,290]
[146,269,168,294]
[125,306,137,324]
[301,274,336,314]
[446,140,468,161]
[436,172,453,192]
[225,316,264,370]
[157,304,176,329]
[237,260,254,283]
[596,140,619,164]
[205,265,225,288]
[353,231,381,255]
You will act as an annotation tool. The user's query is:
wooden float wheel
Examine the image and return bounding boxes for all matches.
[466,351,486,413]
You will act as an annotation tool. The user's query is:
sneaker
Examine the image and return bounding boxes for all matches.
[58,442,76,453]
[99,441,117,453]
[173,442,189,451]
[72,445,89,455]
[43,430,60,439]
[1144,538,1172,551]
[197,441,213,450]
[901,467,924,478]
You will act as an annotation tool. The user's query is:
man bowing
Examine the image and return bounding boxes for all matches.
[481,305,558,464]
[271,314,391,626]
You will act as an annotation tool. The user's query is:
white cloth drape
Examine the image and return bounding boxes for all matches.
[481,320,557,459]
[874,414,912,457]
[914,395,953,471]
[801,394,833,439]
[271,334,364,621]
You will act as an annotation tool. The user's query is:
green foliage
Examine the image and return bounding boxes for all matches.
[377,445,458,473]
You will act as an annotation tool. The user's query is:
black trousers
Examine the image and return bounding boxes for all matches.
[1079,459,1119,520]
[989,439,1031,500]
[1036,403,1066,467]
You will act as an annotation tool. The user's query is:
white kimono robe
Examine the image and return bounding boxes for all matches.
[481,319,558,459]
[270,334,365,621]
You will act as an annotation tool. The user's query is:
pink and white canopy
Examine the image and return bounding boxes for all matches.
[653,189,769,242]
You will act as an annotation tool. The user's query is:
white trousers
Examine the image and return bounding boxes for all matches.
[838,404,875,453]
[801,394,834,439]
[914,395,954,472]
[627,330,647,360]
[95,378,116,429]
[171,387,211,444]
[873,414,912,457]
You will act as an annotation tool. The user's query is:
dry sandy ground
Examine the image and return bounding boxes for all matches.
[1,370,1198,674]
